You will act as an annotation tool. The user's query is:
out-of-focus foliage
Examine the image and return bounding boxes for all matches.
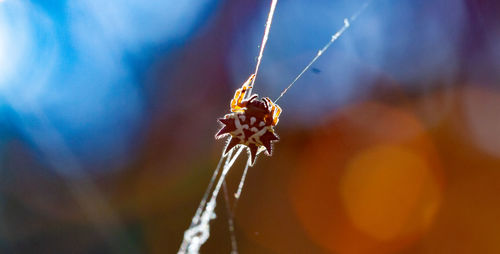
[0,0,499,253]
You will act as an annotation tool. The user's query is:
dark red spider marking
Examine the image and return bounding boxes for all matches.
[216,96,279,165]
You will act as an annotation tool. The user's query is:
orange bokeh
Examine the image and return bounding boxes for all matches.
[341,144,440,241]
[289,102,443,254]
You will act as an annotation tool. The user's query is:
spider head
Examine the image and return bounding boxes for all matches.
[246,98,270,120]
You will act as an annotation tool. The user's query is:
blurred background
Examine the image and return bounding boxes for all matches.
[0,0,499,253]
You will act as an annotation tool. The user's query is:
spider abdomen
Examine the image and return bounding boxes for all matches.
[217,74,281,164]
[216,110,278,164]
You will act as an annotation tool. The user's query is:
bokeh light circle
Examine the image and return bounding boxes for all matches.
[289,102,443,254]
[341,144,439,242]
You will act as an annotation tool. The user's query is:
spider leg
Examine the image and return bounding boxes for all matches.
[230,74,255,112]
[262,97,269,109]
[272,105,282,126]
[248,94,258,102]
[262,98,273,125]
[230,89,244,113]
[262,97,281,126]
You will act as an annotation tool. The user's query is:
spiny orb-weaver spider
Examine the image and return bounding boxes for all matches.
[216,74,282,165]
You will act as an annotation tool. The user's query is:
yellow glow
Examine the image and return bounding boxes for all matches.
[340,145,440,241]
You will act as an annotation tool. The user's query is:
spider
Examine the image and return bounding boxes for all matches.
[215,74,282,165]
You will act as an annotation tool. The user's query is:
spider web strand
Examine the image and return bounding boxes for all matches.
[190,149,228,226]
[222,181,238,254]
[246,0,278,98]
[274,0,372,103]
[178,147,244,254]
[232,157,251,212]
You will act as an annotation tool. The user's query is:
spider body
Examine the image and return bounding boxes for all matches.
[216,74,281,164]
